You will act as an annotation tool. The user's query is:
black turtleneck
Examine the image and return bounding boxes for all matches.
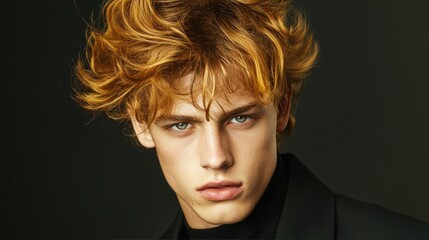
[181,154,289,239]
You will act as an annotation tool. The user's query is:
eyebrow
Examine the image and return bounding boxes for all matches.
[218,102,265,123]
[154,102,265,124]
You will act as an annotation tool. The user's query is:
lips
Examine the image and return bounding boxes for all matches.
[197,181,243,201]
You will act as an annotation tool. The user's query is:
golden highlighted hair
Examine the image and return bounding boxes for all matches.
[75,0,318,135]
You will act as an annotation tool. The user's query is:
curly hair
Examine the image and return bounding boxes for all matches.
[74,0,318,135]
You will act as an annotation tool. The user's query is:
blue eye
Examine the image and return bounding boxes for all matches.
[172,122,189,130]
[231,116,248,123]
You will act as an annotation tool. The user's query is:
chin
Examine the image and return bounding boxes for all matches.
[199,201,254,225]
[201,212,248,226]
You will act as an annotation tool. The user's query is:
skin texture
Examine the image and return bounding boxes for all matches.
[131,88,290,229]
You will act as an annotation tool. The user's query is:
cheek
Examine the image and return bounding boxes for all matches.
[237,116,278,179]
[233,117,277,157]
[249,126,277,171]
[152,135,198,194]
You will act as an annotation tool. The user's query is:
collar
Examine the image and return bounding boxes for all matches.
[275,153,335,240]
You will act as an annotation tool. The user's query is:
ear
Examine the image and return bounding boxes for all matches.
[277,93,292,132]
[129,113,156,148]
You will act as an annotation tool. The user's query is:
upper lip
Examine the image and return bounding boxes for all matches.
[197,181,242,191]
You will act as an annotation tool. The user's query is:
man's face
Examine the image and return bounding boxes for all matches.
[131,89,289,229]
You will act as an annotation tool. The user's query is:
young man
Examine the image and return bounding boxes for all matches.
[75,0,429,239]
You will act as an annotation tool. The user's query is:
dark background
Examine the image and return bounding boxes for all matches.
[4,0,429,239]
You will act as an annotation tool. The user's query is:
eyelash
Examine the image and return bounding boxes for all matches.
[165,115,257,132]
[229,115,251,124]
[170,122,191,131]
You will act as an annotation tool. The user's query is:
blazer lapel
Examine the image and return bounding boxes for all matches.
[275,154,336,240]
[160,211,183,239]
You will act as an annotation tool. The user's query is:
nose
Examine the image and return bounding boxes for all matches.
[199,126,233,170]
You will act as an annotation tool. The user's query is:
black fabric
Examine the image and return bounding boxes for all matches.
[182,156,288,239]
[161,153,429,240]
[335,195,429,240]
[274,153,335,239]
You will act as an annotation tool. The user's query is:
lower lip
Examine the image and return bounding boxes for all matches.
[198,186,243,201]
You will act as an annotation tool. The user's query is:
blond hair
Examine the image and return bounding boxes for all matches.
[75,0,318,135]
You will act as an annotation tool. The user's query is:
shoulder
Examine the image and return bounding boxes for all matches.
[335,193,429,239]
[279,153,429,240]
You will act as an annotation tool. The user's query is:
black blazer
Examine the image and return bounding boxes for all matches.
[160,153,429,239]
